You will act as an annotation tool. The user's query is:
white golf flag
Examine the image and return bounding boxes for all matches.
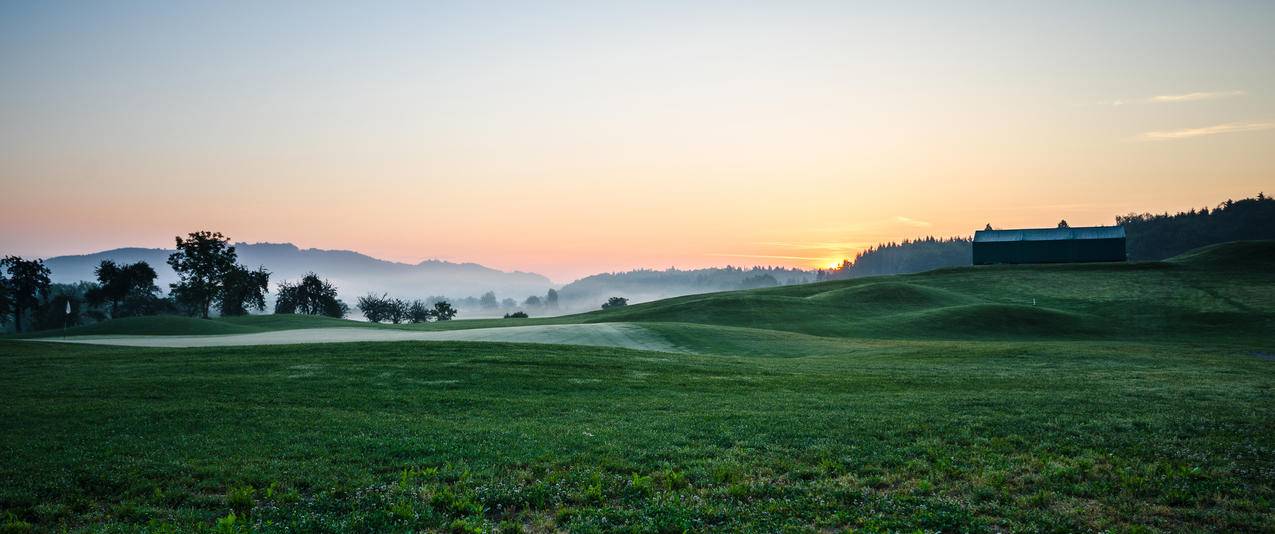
[66,301,71,314]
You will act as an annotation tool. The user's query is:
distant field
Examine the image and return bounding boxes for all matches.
[2,241,1273,532]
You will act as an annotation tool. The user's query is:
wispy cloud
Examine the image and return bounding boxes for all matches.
[1138,121,1275,141]
[1149,90,1246,103]
[1097,89,1246,107]
[893,216,931,228]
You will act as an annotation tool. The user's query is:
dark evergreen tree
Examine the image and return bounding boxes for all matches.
[1117,194,1275,260]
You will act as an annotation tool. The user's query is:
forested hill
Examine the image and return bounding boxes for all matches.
[819,237,971,280]
[1118,194,1275,260]
[820,193,1274,280]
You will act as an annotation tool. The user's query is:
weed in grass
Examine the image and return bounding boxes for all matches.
[0,513,33,534]
[660,469,689,490]
[496,519,526,533]
[144,519,179,534]
[225,485,255,516]
[212,512,243,534]
[630,473,654,497]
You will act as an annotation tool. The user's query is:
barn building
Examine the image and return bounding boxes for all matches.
[973,225,1126,265]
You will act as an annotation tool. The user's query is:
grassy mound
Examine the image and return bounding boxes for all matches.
[640,322,866,357]
[1168,240,1275,269]
[806,281,976,309]
[877,304,1102,338]
[588,294,829,330]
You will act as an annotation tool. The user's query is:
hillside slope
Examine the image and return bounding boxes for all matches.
[582,240,1275,342]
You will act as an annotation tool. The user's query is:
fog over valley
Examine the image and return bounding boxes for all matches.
[42,241,818,317]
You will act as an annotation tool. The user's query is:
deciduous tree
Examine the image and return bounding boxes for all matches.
[167,231,238,318]
[0,272,11,327]
[431,300,457,321]
[1,256,52,333]
[219,265,270,316]
[87,260,160,318]
[407,300,432,323]
[275,273,347,318]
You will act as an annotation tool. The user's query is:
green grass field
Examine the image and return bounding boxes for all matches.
[2,242,1273,532]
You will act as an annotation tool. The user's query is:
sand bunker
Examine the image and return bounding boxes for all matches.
[35,323,686,353]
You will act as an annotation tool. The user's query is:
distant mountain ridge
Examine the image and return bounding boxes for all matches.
[43,242,553,304]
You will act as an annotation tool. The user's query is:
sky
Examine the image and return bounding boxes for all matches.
[2,1,1273,282]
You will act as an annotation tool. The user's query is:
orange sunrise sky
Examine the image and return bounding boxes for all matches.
[2,2,1273,282]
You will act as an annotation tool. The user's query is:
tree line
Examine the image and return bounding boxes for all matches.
[454,289,560,312]
[817,237,972,280]
[1116,193,1274,260]
[355,294,457,324]
[0,230,461,332]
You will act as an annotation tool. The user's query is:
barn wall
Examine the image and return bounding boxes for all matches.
[973,238,1126,265]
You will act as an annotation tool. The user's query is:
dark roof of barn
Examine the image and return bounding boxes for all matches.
[973,225,1125,243]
